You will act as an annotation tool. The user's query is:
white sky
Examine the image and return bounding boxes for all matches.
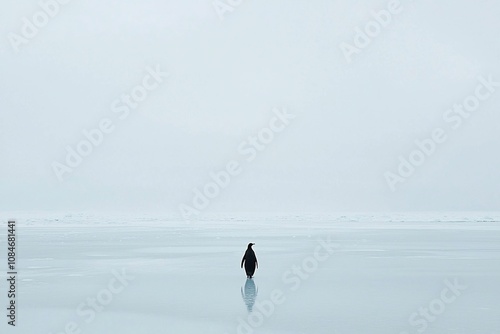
[1,0,499,214]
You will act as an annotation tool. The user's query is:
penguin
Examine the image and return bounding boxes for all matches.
[241,243,258,278]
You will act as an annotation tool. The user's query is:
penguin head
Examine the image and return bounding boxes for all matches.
[247,243,255,248]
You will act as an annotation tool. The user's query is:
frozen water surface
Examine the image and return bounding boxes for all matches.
[1,213,499,333]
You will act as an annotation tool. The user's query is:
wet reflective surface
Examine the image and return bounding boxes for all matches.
[6,214,500,333]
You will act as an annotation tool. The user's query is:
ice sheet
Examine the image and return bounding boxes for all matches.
[1,213,499,333]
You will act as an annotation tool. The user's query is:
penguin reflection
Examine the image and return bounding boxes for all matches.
[241,278,258,313]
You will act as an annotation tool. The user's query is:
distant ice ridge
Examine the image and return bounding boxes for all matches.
[1,211,499,226]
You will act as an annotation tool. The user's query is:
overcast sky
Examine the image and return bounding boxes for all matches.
[1,0,499,215]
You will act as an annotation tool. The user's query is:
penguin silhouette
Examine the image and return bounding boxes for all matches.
[241,243,258,278]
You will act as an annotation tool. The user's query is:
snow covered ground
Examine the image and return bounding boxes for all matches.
[1,213,499,333]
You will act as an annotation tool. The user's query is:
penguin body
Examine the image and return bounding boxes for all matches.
[241,243,258,278]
